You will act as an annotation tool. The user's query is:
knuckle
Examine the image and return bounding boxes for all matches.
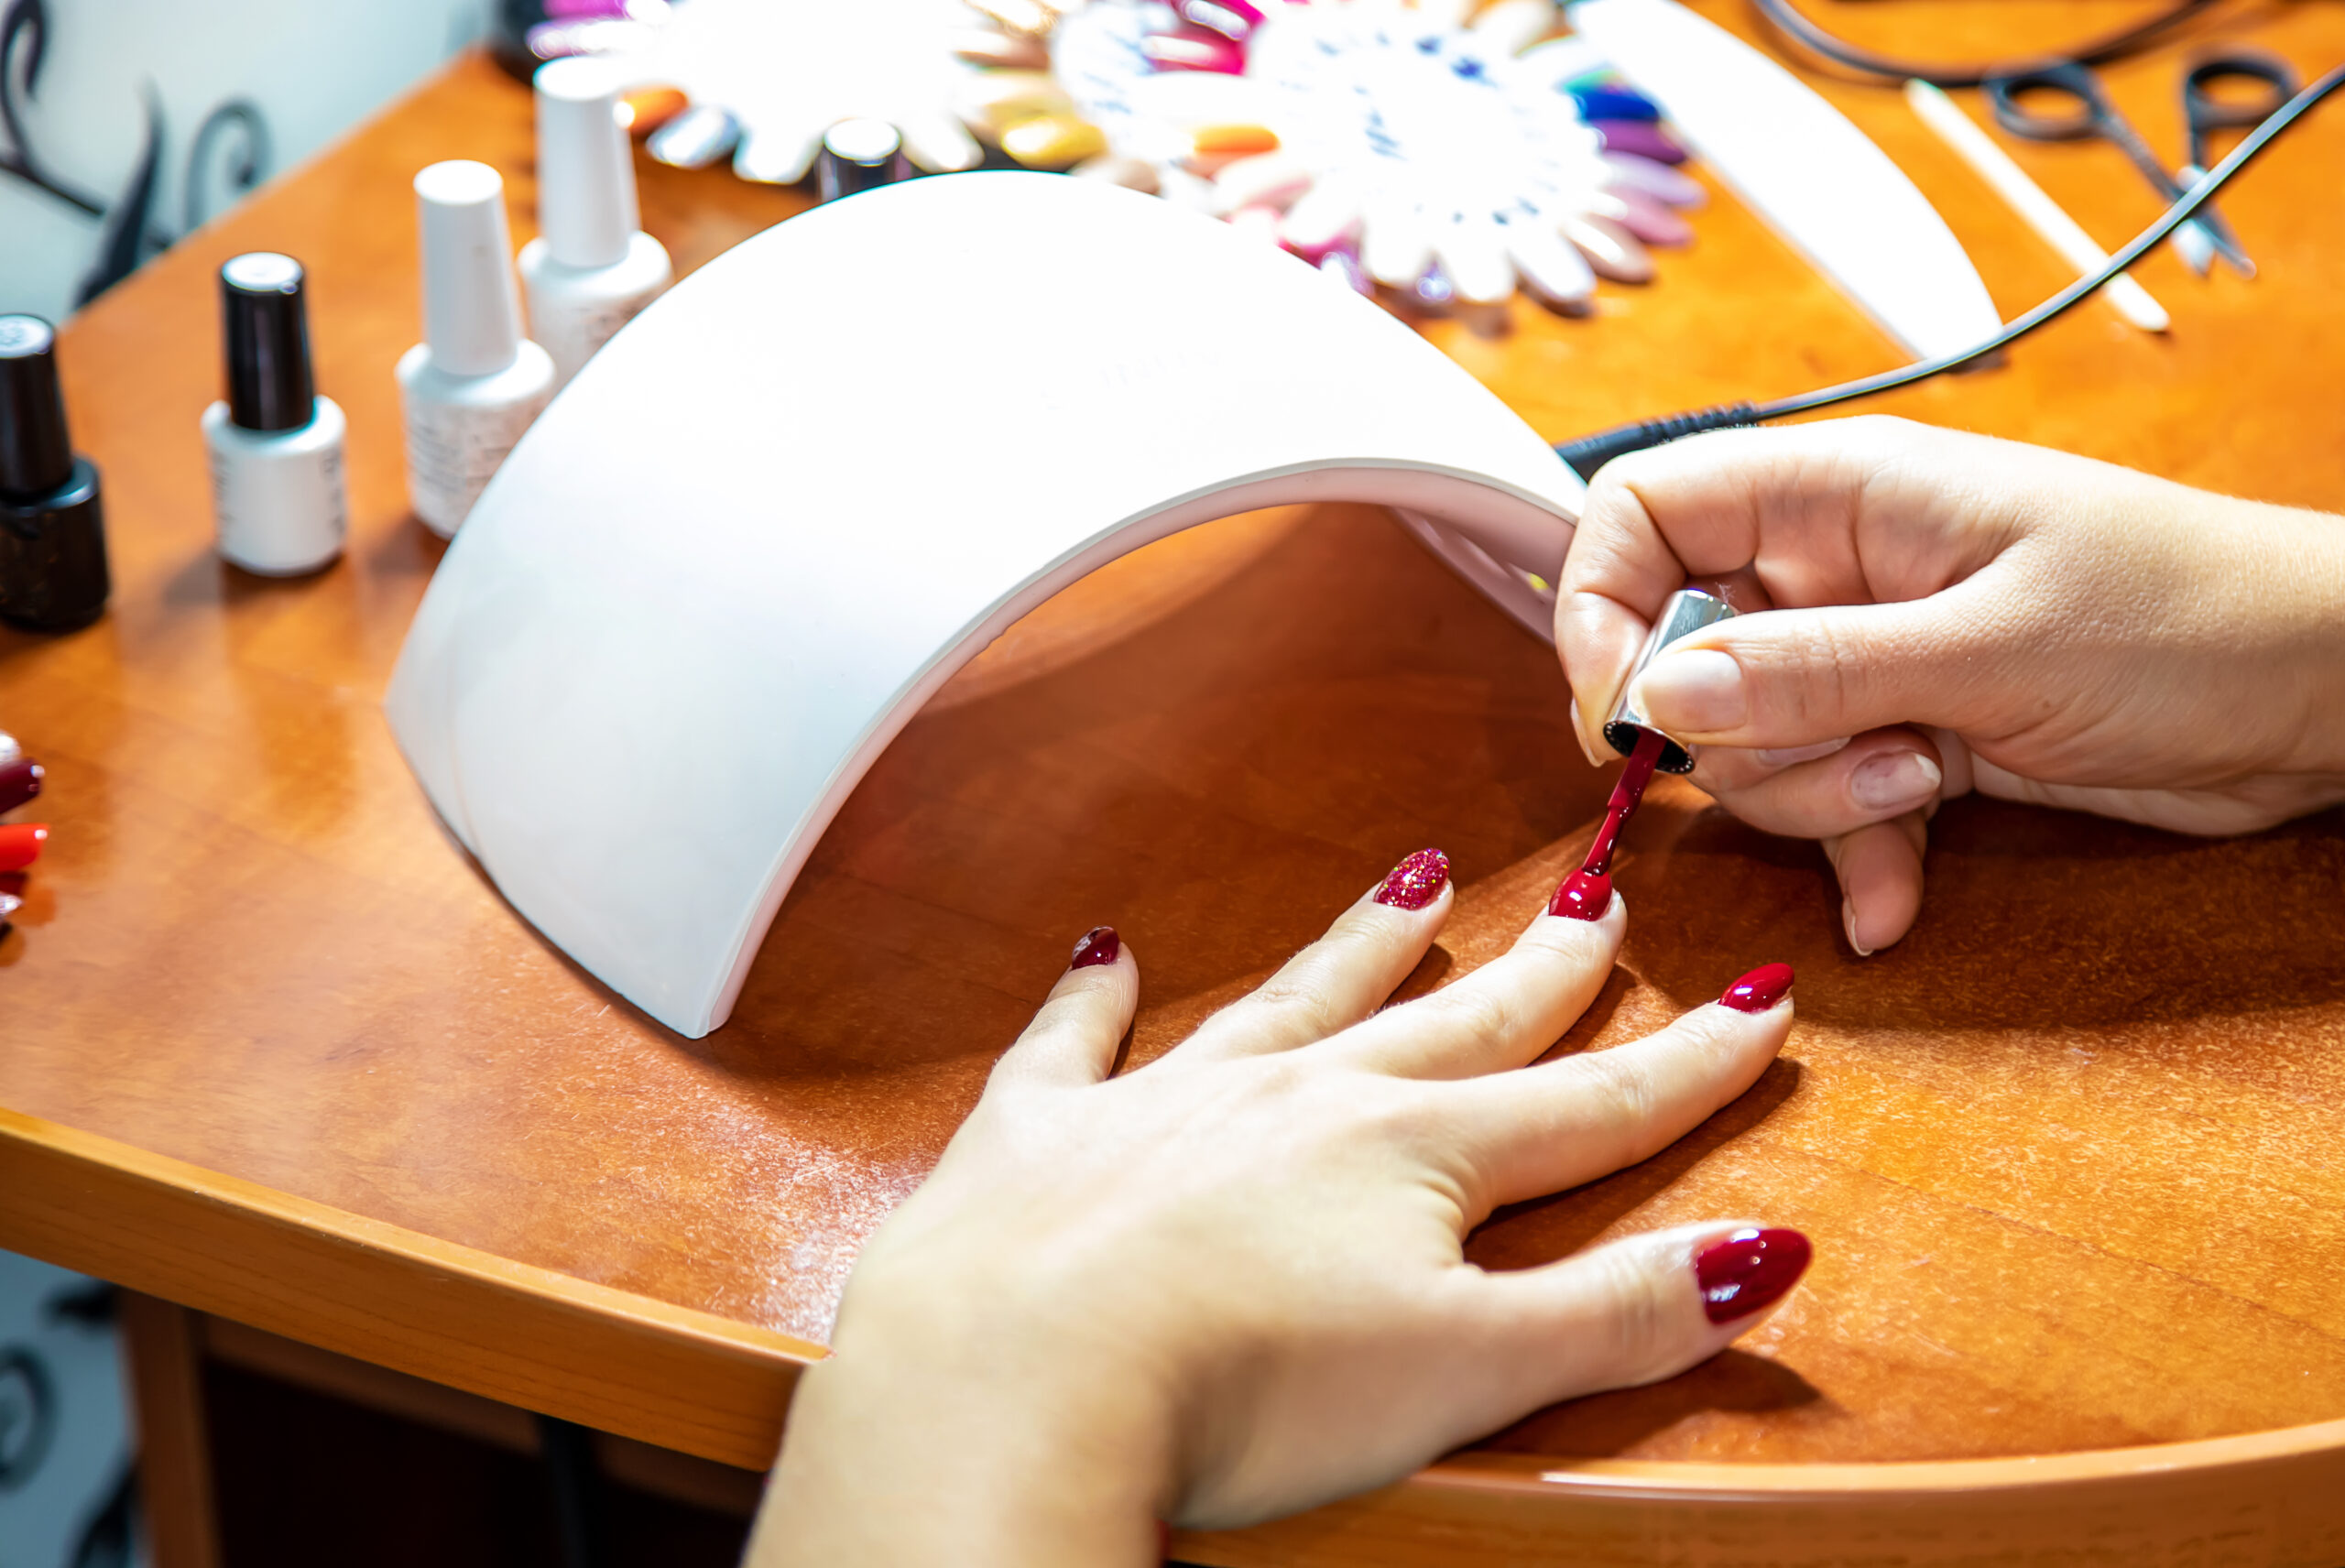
[1595,1247,1676,1379]
[1578,1050,1660,1133]
[1422,982,1517,1051]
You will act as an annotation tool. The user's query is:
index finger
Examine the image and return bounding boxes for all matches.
[1553,418,2013,757]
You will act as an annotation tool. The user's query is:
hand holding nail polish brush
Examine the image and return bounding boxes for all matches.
[1555,419,2345,955]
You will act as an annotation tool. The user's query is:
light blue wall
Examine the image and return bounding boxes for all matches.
[0,1252,134,1568]
[2,0,486,323]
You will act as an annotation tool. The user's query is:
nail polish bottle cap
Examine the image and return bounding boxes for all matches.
[1603,586,1739,774]
[534,57,638,270]
[817,119,903,203]
[221,253,319,433]
[0,314,73,501]
[416,160,525,378]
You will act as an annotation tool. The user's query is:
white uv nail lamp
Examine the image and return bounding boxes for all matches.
[387,171,1582,1038]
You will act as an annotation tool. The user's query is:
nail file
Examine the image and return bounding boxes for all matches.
[1568,0,2002,361]
[387,173,1583,1040]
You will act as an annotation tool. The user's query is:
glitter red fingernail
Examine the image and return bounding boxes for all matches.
[1695,1226,1811,1323]
[1720,962,1794,1012]
[1070,925,1119,969]
[1373,848,1449,910]
[1547,867,1611,920]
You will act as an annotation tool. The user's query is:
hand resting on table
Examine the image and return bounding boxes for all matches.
[751,853,1805,1565]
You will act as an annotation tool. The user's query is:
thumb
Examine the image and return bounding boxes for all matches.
[1445,1222,1812,1434]
[1631,588,2007,750]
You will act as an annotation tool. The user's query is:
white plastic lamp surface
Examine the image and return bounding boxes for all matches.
[416,160,525,376]
[387,172,1583,1039]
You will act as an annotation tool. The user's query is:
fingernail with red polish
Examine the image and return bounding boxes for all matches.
[1374,848,1449,910]
[1548,868,1611,921]
[0,824,47,872]
[1696,1226,1811,1323]
[1719,962,1794,1012]
[0,758,40,815]
[1070,925,1119,969]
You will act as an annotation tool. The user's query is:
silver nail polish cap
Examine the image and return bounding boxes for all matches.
[1602,586,1738,775]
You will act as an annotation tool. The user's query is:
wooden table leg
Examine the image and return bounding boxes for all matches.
[118,1292,224,1568]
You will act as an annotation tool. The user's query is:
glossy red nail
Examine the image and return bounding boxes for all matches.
[1720,962,1794,1012]
[1070,925,1119,969]
[1696,1226,1811,1323]
[1374,848,1449,910]
[0,757,43,814]
[0,823,47,872]
[1547,867,1611,920]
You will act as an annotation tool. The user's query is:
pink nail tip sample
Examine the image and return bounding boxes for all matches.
[1070,925,1121,969]
[1373,848,1451,910]
[1547,868,1611,921]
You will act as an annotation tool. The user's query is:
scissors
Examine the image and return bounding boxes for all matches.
[1984,50,2297,278]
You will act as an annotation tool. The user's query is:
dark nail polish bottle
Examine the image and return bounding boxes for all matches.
[0,315,110,632]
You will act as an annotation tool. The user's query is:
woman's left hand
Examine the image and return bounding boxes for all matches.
[753,852,1806,1565]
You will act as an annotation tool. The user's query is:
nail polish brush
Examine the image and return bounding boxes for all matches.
[1551,588,1740,920]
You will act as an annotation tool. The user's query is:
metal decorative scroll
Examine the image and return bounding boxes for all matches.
[1,0,272,304]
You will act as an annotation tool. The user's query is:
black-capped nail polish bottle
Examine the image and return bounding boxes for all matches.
[0,315,110,632]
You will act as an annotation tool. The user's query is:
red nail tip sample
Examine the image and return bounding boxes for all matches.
[0,757,40,814]
[1070,925,1120,969]
[1373,848,1450,910]
[0,823,47,872]
[1695,1226,1812,1323]
[1548,868,1612,921]
[1720,962,1795,1013]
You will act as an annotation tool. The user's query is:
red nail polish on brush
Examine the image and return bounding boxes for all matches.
[1719,962,1794,1013]
[1374,848,1449,910]
[0,757,39,814]
[1070,925,1119,969]
[1547,867,1611,920]
[0,823,46,871]
[1695,1226,1811,1323]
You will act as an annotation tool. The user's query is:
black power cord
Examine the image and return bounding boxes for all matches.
[1745,0,2226,88]
[1554,60,2345,482]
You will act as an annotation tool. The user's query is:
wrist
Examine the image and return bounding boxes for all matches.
[753,1299,1176,1567]
[2261,506,2345,778]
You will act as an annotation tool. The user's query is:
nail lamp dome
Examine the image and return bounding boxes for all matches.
[386,171,1581,1038]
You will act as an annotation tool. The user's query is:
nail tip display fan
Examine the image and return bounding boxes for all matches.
[387,171,1580,1038]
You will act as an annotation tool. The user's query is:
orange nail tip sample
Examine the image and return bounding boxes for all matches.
[1000,115,1108,169]
[615,86,688,137]
[1191,123,1281,157]
[0,823,48,871]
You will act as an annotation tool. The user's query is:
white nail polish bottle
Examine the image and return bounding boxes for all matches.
[202,253,347,574]
[397,160,556,539]
[518,58,673,392]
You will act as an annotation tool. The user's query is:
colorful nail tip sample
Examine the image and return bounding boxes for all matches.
[1695,1226,1812,1323]
[1719,961,1794,1013]
[1547,867,1611,921]
[1070,924,1121,968]
[0,757,41,814]
[1373,848,1450,910]
[0,823,49,872]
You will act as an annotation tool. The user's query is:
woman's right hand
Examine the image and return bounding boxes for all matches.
[1555,417,2345,953]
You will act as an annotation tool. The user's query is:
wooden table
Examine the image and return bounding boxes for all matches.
[5,5,2345,1563]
